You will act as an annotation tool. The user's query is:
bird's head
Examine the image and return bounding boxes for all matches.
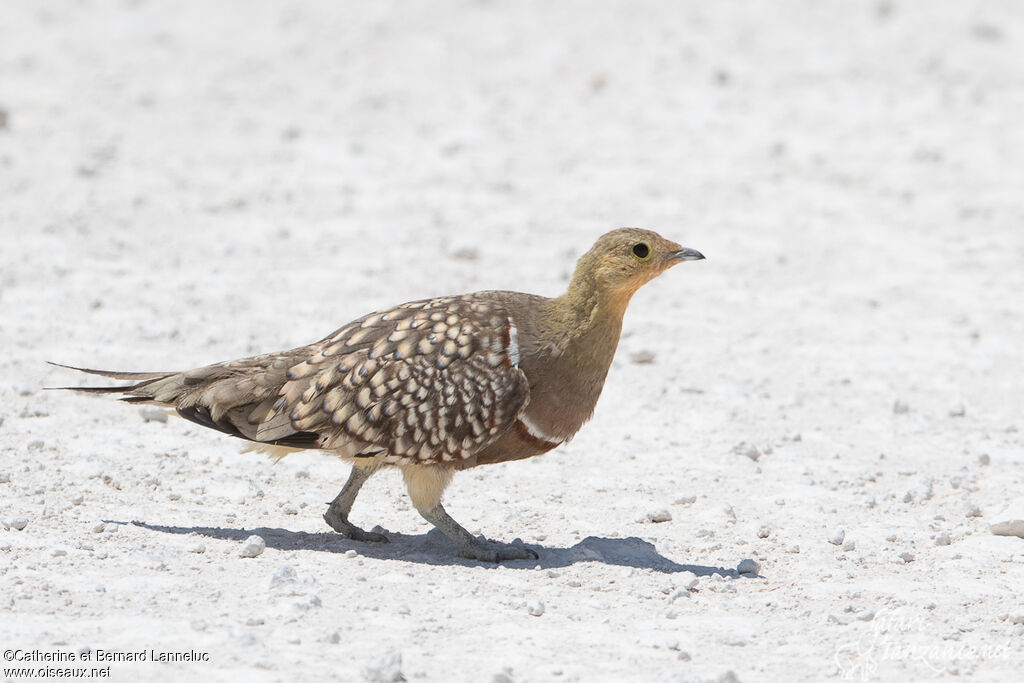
[571,228,704,312]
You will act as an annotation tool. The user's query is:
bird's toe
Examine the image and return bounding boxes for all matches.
[323,511,389,543]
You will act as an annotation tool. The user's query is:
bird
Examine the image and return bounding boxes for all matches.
[53,228,704,562]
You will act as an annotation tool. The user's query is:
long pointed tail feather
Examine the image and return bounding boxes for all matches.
[46,361,170,381]
[45,362,173,398]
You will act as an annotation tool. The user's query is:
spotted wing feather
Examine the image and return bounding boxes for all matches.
[255,295,529,464]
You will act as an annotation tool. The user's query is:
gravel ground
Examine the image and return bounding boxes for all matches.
[2,1,1023,681]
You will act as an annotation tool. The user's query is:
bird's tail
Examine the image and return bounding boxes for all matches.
[45,362,181,404]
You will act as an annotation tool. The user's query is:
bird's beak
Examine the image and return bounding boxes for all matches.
[669,247,706,262]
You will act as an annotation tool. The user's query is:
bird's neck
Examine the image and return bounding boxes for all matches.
[542,270,634,370]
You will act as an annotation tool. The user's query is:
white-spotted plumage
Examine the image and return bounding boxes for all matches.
[507,319,521,368]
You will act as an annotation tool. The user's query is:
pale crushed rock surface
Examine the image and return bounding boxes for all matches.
[2,1,1023,681]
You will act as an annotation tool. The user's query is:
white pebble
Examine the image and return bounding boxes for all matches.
[52,548,67,557]
[0,472,10,483]
[527,600,545,616]
[139,407,168,423]
[935,532,952,546]
[268,564,297,589]
[737,558,761,575]
[645,509,672,523]
[283,505,298,515]
[989,503,1024,538]
[345,549,358,558]
[899,551,915,563]
[238,535,266,558]
[362,651,403,683]
[677,571,699,590]
[4,517,28,531]
[893,399,910,414]
[949,399,966,417]
[757,525,771,538]
[732,441,761,461]
[828,528,845,546]
[189,543,206,554]
[965,503,983,518]
[856,610,875,621]
[842,540,856,552]
[978,454,990,466]
[675,495,697,505]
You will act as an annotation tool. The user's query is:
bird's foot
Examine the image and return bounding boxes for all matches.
[322,510,389,543]
[458,538,538,563]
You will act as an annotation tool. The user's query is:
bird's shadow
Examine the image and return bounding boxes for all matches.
[119,520,742,576]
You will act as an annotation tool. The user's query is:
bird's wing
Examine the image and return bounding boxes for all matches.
[226,294,529,463]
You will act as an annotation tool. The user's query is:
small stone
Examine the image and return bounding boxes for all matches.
[856,610,875,621]
[989,504,1024,538]
[630,350,655,366]
[451,246,480,261]
[362,651,404,682]
[4,517,28,531]
[784,545,800,553]
[645,509,672,523]
[269,564,297,589]
[828,528,845,546]
[492,668,514,683]
[70,493,84,506]
[842,540,856,552]
[977,453,990,466]
[0,472,10,483]
[1011,614,1024,625]
[893,399,910,414]
[52,548,67,557]
[527,600,545,616]
[345,549,358,558]
[732,441,761,461]
[91,522,106,533]
[949,399,966,417]
[139,407,168,423]
[190,543,206,554]
[756,525,771,538]
[283,505,298,515]
[935,532,952,546]
[675,495,697,505]
[965,503,983,518]
[899,551,915,563]
[239,535,266,558]
[737,558,761,575]
[671,571,698,591]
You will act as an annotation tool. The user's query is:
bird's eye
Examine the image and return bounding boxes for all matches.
[631,242,650,260]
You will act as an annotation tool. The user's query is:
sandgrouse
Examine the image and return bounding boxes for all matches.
[55,228,704,562]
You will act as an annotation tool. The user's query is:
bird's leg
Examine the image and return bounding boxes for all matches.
[323,461,388,543]
[402,464,538,563]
